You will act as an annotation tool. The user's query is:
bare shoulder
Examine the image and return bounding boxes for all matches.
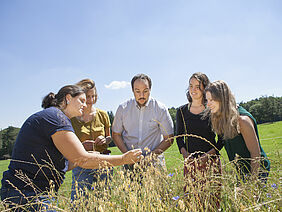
[239,115,254,130]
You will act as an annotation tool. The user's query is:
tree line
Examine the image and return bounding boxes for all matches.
[239,96,282,124]
[0,126,20,160]
[1,96,281,159]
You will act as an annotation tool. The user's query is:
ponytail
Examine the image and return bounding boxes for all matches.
[42,92,57,109]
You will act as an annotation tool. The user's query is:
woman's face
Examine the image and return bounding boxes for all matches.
[189,78,204,101]
[86,88,96,107]
[67,93,87,117]
[206,91,220,114]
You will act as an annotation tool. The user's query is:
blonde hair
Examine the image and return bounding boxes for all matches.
[205,80,240,139]
[76,78,98,104]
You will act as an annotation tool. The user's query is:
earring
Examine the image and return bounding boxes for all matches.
[66,100,69,105]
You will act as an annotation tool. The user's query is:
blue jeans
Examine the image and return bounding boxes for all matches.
[0,186,58,212]
[71,166,113,201]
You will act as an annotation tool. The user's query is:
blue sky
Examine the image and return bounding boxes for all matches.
[0,0,281,129]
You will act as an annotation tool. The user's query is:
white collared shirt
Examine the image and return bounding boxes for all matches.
[112,97,174,155]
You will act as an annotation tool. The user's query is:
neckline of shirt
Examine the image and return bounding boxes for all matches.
[134,97,152,110]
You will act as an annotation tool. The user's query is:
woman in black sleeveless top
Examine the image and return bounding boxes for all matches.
[176,73,224,209]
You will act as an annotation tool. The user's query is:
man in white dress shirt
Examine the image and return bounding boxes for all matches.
[112,74,174,168]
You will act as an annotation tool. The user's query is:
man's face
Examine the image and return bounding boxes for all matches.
[133,79,151,107]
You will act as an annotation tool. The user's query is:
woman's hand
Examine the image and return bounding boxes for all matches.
[95,135,107,146]
[122,149,143,164]
[180,147,189,159]
[81,140,95,151]
[198,154,208,164]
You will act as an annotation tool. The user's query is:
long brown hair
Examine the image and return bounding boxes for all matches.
[205,80,240,139]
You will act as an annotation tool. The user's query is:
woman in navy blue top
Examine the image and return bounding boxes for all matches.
[1,85,142,211]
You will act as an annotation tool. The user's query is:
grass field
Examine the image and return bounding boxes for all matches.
[0,121,281,211]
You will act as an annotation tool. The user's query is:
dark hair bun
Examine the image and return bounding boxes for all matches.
[41,92,57,109]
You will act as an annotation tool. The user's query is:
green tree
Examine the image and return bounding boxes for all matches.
[107,111,114,125]
[249,103,263,123]
[1,126,16,158]
[168,107,177,134]
[107,111,115,147]
[0,129,3,158]
[240,96,282,124]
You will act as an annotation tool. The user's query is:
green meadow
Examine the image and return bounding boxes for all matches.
[0,121,281,211]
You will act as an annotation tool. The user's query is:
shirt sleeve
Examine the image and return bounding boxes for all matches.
[112,105,124,134]
[176,108,186,153]
[42,109,74,138]
[159,107,174,136]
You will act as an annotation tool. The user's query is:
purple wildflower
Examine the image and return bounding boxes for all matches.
[168,173,174,177]
[271,183,278,189]
[266,193,272,198]
[172,196,180,201]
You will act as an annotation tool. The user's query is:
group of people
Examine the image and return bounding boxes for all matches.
[176,73,270,208]
[0,73,270,211]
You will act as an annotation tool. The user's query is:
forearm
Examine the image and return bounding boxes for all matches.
[176,137,186,153]
[180,147,188,158]
[250,154,260,177]
[152,135,174,154]
[206,148,217,156]
[105,127,112,145]
[53,130,141,169]
[239,116,261,177]
[112,132,128,153]
[74,152,125,169]
[76,149,144,169]
[176,110,186,153]
[198,148,217,164]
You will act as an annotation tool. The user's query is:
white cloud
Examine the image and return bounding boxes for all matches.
[104,81,130,90]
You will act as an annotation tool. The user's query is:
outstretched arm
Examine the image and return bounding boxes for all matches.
[52,131,142,170]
